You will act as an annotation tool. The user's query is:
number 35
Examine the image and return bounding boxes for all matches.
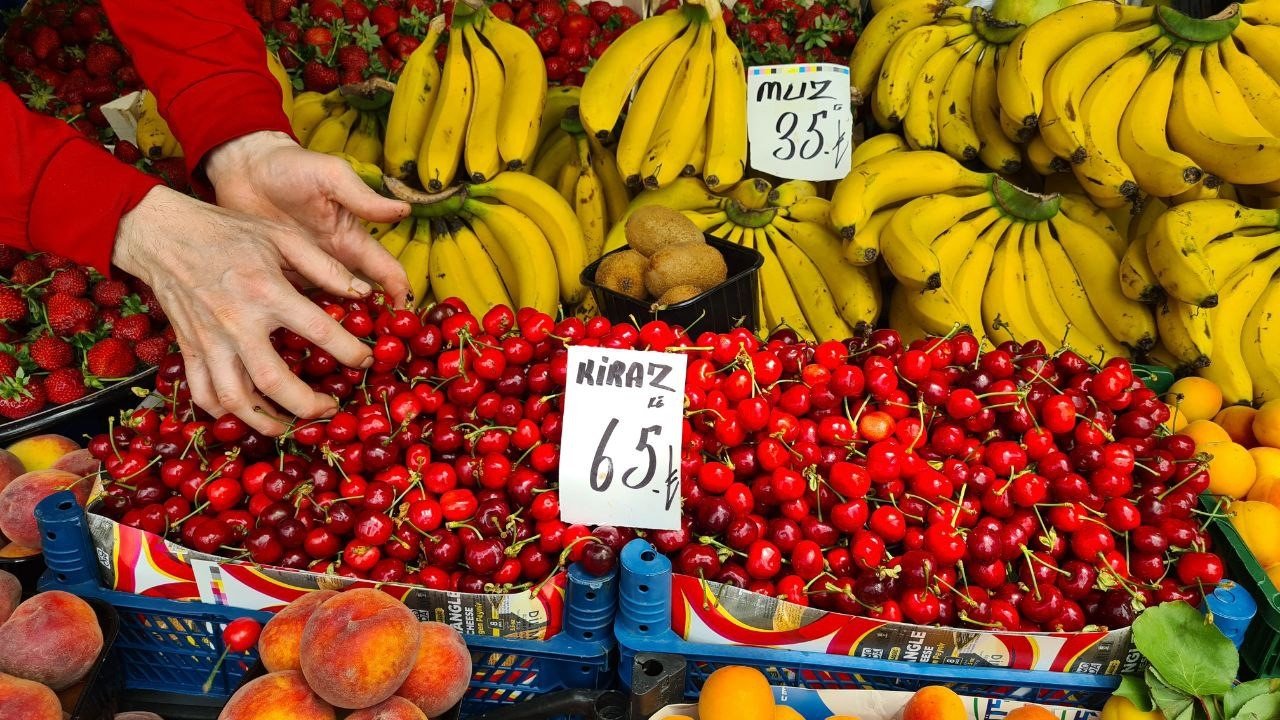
[774,110,826,161]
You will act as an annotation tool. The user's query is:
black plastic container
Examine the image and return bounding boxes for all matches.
[0,551,47,598]
[0,367,157,444]
[64,597,124,720]
[581,236,762,334]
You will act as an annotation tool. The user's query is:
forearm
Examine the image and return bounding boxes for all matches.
[0,83,161,273]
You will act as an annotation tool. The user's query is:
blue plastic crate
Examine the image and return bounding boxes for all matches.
[35,491,617,713]
[615,540,1121,710]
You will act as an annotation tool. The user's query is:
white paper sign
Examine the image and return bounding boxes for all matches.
[558,346,687,530]
[746,63,854,182]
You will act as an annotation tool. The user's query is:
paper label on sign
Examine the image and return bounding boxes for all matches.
[746,63,854,182]
[558,346,687,531]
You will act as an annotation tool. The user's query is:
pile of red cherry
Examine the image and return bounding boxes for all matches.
[88,294,1223,632]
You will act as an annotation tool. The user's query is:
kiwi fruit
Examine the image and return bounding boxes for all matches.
[645,243,728,298]
[625,206,705,257]
[654,285,703,307]
[595,249,650,300]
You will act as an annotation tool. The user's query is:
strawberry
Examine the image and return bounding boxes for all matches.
[489,2,514,21]
[134,286,167,322]
[71,6,104,40]
[150,158,190,192]
[31,25,61,62]
[117,65,140,87]
[254,0,298,21]
[134,336,171,367]
[339,67,364,86]
[309,0,346,23]
[41,254,75,271]
[303,60,340,92]
[29,334,73,371]
[533,0,565,27]
[114,141,144,164]
[85,43,124,78]
[0,352,17,379]
[406,0,437,13]
[45,293,96,335]
[0,372,46,420]
[303,26,335,54]
[0,288,27,324]
[112,313,152,342]
[560,13,596,39]
[45,367,87,404]
[272,20,302,46]
[369,5,401,36]
[559,36,587,63]
[9,259,46,286]
[343,0,371,26]
[91,280,130,308]
[0,247,23,272]
[85,79,116,104]
[534,27,560,56]
[86,337,137,379]
[49,267,89,297]
[587,1,613,24]
[337,45,371,74]
[544,55,569,82]
[8,46,37,72]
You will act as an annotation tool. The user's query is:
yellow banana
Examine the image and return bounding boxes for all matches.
[1051,210,1157,349]
[1025,222,1114,355]
[429,221,488,313]
[972,46,1021,174]
[1146,199,1280,306]
[905,206,999,337]
[773,216,882,329]
[1039,224,1129,359]
[462,201,559,314]
[1156,298,1212,370]
[983,222,1040,345]
[703,10,747,190]
[383,15,444,179]
[616,20,700,185]
[381,217,416,259]
[881,191,993,291]
[1071,44,1160,209]
[765,224,854,342]
[575,135,608,262]
[136,90,180,159]
[903,34,978,151]
[344,111,383,166]
[1119,236,1163,304]
[265,49,294,119]
[556,159,580,204]
[1244,274,1280,403]
[463,24,505,183]
[850,0,949,103]
[752,227,814,338]
[873,25,952,128]
[771,180,818,209]
[1231,22,1280,87]
[478,9,548,171]
[685,209,727,231]
[1202,250,1280,404]
[641,21,714,189]
[784,195,834,225]
[1025,133,1065,176]
[851,133,908,167]
[1219,38,1280,139]
[1118,45,1204,199]
[400,220,433,308]
[538,86,581,149]
[290,92,335,149]
[842,207,894,266]
[1203,41,1280,139]
[1059,194,1128,256]
[587,134,631,226]
[467,215,520,302]
[889,284,930,345]
[306,106,359,155]
[533,130,577,185]
[417,25,473,192]
[937,36,983,162]
[451,218,513,309]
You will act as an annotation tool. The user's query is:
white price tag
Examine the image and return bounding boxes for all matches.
[746,63,854,182]
[558,346,687,531]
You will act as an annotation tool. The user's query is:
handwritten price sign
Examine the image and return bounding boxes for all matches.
[558,346,687,531]
[746,63,854,182]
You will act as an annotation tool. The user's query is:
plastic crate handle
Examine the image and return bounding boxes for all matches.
[619,539,672,636]
[35,490,103,591]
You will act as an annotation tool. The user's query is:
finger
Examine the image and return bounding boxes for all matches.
[332,224,412,307]
[326,159,412,223]
[206,349,289,436]
[235,333,340,421]
[278,232,376,298]
[273,291,373,369]
[180,346,224,419]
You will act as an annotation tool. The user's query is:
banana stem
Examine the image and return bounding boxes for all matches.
[723,199,778,229]
[1155,3,1241,43]
[990,176,1062,222]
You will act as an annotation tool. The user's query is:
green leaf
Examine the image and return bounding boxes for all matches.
[1148,667,1197,720]
[1225,679,1280,717]
[1235,693,1280,720]
[1116,674,1155,713]
[1133,602,1238,696]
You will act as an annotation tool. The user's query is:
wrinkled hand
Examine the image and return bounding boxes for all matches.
[112,185,407,436]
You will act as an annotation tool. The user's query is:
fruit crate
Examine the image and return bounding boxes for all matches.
[1202,495,1280,678]
[34,491,619,713]
[614,540,1123,710]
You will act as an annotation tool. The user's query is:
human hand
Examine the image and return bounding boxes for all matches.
[112,186,384,435]
[204,130,413,306]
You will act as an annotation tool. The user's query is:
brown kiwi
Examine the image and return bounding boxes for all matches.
[595,249,650,300]
[653,285,703,308]
[644,243,728,298]
[625,206,705,257]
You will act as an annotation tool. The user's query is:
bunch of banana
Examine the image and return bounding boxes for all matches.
[384,15,447,180]
[849,1,1026,173]
[999,1,1280,206]
[882,174,1156,357]
[414,0,547,191]
[296,79,397,164]
[579,0,747,191]
[265,49,295,120]
[1143,198,1280,308]
[602,177,881,341]
[135,90,182,159]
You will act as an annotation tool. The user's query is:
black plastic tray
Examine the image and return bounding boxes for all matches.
[0,551,46,598]
[0,367,156,444]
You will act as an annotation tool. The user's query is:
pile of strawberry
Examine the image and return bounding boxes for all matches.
[0,249,174,421]
[1,0,141,140]
[719,0,861,66]
[490,0,640,85]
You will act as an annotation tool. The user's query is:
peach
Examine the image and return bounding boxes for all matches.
[5,435,78,472]
[51,449,100,479]
[259,590,337,673]
[0,542,39,558]
[0,568,19,624]
[0,469,89,548]
[0,590,103,689]
[217,670,335,720]
[0,671,61,720]
[300,588,420,710]
[0,450,26,493]
[396,622,472,718]
[347,696,428,720]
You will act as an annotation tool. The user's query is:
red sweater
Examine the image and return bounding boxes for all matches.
[0,1,292,274]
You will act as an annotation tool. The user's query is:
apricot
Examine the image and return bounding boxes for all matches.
[0,590,102,690]
[396,621,472,718]
[0,569,19,624]
[1215,406,1258,447]
[0,450,25,494]
[347,696,429,720]
[1255,400,1280,448]
[0,469,89,548]
[699,666,774,720]
[775,707,804,720]
[1006,706,1056,720]
[1166,377,1223,423]
[217,670,335,720]
[5,435,78,472]
[51,448,100,479]
[0,671,61,720]
[301,589,420,709]
[1182,419,1231,448]
[258,590,337,673]
[902,686,964,720]
[1203,441,1257,499]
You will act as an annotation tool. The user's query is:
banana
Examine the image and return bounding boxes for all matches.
[1203,230,1280,288]
[773,215,882,329]
[1146,199,1280,306]
[136,90,180,159]
[1038,25,1164,163]
[478,9,548,171]
[306,106,359,155]
[685,126,707,176]
[1050,211,1157,349]
[703,10,748,190]
[1232,22,1280,85]
[586,134,631,225]
[1025,133,1065,176]
[1071,44,1159,208]
[1118,46,1204,199]
[400,220,433,308]
[904,207,997,336]
[1120,236,1163,303]
[580,6,697,141]
[538,86,581,149]
[381,217,416,258]
[1155,298,1212,370]
[291,92,336,149]
[1202,250,1280,404]
[463,24,505,183]
[616,20,701,185]
[708,220,736,240]
[533,131,576,185]
[766,224,855,342]
[830,150,992,244]
[785,196,834,225]
[1244,275,1280,403]
[685,209,727,231]
[1025,222,1113,356]
[383,15,444,179]
[728,178,772,211]
[752,226,813,338]
[937,36,983,162]
[344,111,383,166]
[265,50,294,119]
[363,220,394,241]
[851,133,909,167]
[771,180,819,209]
[641,21,714,189]
[881,191,992,291]
[903,34,977,151]
[1204,41,1280,139]
[889,284,930,345]
[451,218,513,309]
[429,221,488,313]
[462,201,559,314]
[556,159,580,203]
[469,172,588,304]
[842,207,895,265]
[467,214,519,301]
[850,0,947,103]
[575,136,608,261]
[1039,224,1130,359]
[873,25,952,128]
[972,46,1022,174]
[954,214,1015,345]
[983,222,1040,345]
[1169,45,1280,186]
[997,2,1153,139]
[1220,38,1280,139]
[1242,0,1280,23]
[1059,194,1128,256]
[417,25,473,192]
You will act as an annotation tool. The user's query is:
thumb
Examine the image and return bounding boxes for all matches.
[327,161,412,222]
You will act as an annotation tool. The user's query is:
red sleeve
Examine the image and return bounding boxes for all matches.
[101,0,293,176]
[0,84,162,274]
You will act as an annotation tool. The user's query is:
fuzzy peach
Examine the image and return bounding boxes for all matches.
[258,590,337,673]
[396,622,472,718]
[0,568,19,624]
[300,589,420,709]
[0,469,89,548]
[0,450,26,494]
[51,448,100,479]
[5,435,78,472]
[217,670,335,720]
[0,590,103,689]
[0,671,61,720]
[347,696,429,720]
